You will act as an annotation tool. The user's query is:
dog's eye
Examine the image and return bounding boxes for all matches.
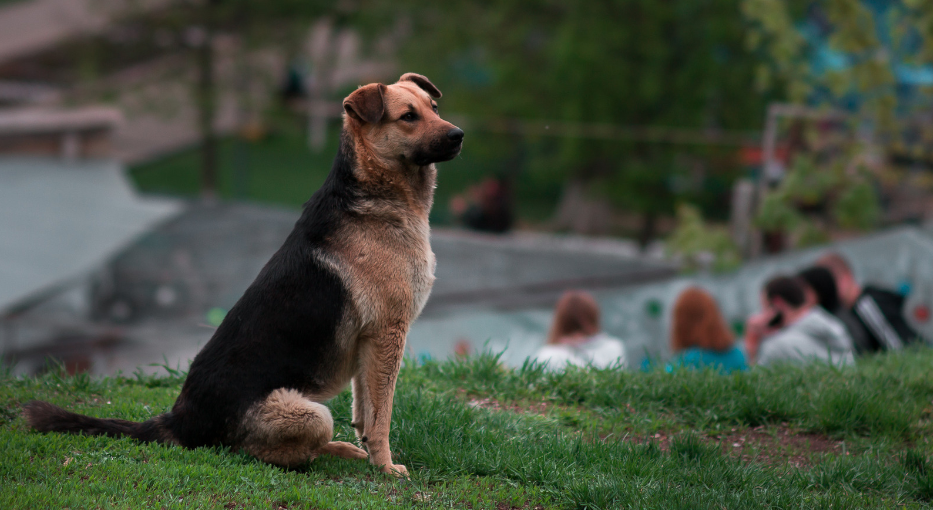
[400,112,417,122]
[432,104,438,114]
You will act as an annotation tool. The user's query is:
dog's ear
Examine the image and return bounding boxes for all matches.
[399,73,442,99]
[343,83,387,124]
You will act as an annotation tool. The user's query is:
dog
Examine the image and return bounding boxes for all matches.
[23,72,463,477]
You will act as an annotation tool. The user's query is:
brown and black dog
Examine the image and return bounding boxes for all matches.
[23,73,463,477]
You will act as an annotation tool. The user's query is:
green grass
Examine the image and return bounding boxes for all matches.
[411,348,933,441]
[128,120,561,226]
[129,124,341,210]
[4,349,933,508]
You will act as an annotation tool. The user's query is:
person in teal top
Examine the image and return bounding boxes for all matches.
[646,287,748,374]
[669,345,747,373]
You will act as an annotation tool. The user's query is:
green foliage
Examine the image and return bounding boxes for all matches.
[754,153,881,245]
[372,1,766,127]
[780,155,840,206]
[742,0,933,245]
[351,0,768,221]
[833,180,881,230]
[741,0,812,100]
[666,203,741,273]
[755,191,803,232]
[794,220,832,248]
[742,0,933,124]
[105,0,773,226]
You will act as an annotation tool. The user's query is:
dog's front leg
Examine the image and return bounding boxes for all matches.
[360,323,408,477]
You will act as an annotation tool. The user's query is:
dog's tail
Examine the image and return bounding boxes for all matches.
[23,400,175,444]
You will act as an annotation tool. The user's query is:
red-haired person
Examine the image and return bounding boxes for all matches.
[533,291,627,370]
[667,287,747,373]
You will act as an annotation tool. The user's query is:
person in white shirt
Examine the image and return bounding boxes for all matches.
[534,290,627,370]
[745,275,855,367]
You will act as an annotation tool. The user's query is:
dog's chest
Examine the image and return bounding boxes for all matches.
[410,242,436,317]
[336,220,435,326]
[385,225,435,319]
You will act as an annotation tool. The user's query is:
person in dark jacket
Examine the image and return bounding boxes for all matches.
[797,266,871,354]
[811,252,921,354]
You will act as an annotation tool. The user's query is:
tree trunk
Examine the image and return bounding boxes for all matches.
[637,211,657,249]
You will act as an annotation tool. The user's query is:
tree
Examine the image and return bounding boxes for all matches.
[744,0,933,249]
[743,0,933,125]
[353,0,770,240]
[666,203,741,273]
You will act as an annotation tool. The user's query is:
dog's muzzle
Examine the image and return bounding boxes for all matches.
[414,128,463,165]
[441,127,464,160]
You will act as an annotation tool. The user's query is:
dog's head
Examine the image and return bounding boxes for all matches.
[343,73,463,167]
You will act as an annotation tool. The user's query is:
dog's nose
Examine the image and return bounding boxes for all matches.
[447,128,464,141]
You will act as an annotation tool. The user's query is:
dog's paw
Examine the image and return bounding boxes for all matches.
[381,463,409,478]
[318,441,369,460]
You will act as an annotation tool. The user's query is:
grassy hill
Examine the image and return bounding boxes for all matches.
[4,348,933,509]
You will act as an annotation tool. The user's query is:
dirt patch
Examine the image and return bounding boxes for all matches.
[463,395,849,468]
[620,425,845,467]
[465,395,847,468]
[466,397,551,416]
[712,424,844,468]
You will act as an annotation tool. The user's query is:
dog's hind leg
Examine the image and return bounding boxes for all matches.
[316,441,368,460]
[239,388,334,468]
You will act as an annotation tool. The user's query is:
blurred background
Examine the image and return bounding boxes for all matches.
[2,0,933,375]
